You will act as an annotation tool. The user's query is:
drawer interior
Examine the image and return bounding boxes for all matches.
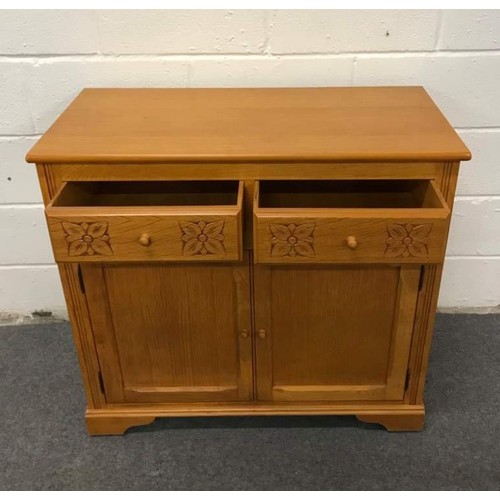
[257,180,445,210]
[51,180,240,207]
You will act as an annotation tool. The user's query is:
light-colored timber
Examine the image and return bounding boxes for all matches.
[27,87,470,164]
[86,403,425,435]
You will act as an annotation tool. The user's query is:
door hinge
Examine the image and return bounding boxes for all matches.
[97,371,105,394]
[404,370,411,391]
[77,265,85,294]
[418,266,426,291]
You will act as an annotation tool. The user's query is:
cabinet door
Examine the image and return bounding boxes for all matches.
[82,256,252,403]
[254,264,420,402]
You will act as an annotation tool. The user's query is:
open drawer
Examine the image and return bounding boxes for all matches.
[46,180,243,262]
[253,179,450,264]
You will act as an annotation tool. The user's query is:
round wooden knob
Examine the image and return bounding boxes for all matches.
[258,329,267,339]
[346,235,358,249]
[240,330,249,339]
[139,233,151,246]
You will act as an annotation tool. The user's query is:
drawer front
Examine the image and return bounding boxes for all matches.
[254,215,449,264]
[46,214,241,262]
[254,179,450,264]
[45,181,243,262]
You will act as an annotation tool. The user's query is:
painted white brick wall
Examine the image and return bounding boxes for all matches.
[98,10,267,54]
[268,10,441,53]
[0,9,499,316]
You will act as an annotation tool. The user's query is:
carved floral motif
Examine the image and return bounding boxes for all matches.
[269,223,315,257]
[180,220,226,256]
[62,222,112,257]
[385,223,432,258]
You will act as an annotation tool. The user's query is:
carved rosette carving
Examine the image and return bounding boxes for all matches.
[62,222,112,257]
[269,222,315,258]
[385,223,432,258]
[180,220,226,256]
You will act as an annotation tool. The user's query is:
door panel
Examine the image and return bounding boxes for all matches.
[83,254,252,403]
[254,264,420,401]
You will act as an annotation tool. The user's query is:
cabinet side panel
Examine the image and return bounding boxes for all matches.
[35,163,105,409]
[35,164,54,205]
[58,264,106,408]
[408,161,460,404]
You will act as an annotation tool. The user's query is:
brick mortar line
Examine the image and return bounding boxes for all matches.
[0,198,499,210]
[454,195,500,200]
[1,50,500,62]
[262,10,271,55]
[456,127,500,132]
[0,204,45,208]
[0,134,42,138]
[273,50,500,57]
[445,256,500,260]
[2,257,500,268]
[434,9,444,50]
[0,264,57,269]
[2,129,500,139]
[0,198,498,209]
[4,257,497,267]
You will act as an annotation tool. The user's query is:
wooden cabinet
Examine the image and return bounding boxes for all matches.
[26,87,470,435]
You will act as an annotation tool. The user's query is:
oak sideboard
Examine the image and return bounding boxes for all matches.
[26,87,471,435]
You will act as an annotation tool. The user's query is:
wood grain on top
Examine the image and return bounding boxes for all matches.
[26,87,471,163]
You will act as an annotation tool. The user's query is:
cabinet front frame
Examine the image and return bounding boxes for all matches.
[35,161,459,417]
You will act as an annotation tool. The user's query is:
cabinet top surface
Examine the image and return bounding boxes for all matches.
[26,87,470,164]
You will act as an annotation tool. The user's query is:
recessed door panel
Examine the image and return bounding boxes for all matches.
[83,255,252,403]
[254,264,420,402]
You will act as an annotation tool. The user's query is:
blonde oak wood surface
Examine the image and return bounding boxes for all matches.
[407,162,461,406]
[40,162,445,251]
[86,404,425,435]
[254,216,449,265]
[46,180,243,262]
[253,179,450,264]
[43,162,444,182]
[27,87,470,435]
[82,255,253,403]
[254,265,420,402]
[26,87,470,164]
